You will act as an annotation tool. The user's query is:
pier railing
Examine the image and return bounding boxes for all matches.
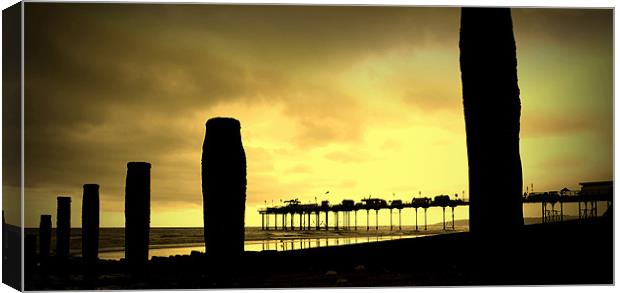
[523,192,613,223]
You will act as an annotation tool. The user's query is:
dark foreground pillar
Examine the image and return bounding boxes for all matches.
[56,196,71,260]
[125,162,151,270]
[202,117,247,258]
[82,184,100,265]
[39,215,51,260]
[459,8,524,234]
[25,235,36,274]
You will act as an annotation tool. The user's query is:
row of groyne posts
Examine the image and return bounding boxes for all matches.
[259,196,468,232]
[26,117,250,275]
[26,162,152,273]
[523,190,613,223]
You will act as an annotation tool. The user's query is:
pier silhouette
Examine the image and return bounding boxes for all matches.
[259,195,467,232]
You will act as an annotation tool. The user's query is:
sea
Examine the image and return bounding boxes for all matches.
[24,201,610,260]
[24,223,468,261]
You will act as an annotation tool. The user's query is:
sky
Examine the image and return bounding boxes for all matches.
[13,4,612,227]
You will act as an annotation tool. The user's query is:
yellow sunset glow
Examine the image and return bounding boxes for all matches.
[17,4,611,228]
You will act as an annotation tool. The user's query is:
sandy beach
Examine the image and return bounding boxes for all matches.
[24,215,612,290]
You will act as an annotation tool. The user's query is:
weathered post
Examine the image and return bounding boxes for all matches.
[56,196,71,260]
[125,162,151,270]
[459,8,524,234]
[39,215,51,260]
[82,184,100,265]
[202,117,247,258]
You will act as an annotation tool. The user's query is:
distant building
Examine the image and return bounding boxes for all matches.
[579,181,613,197]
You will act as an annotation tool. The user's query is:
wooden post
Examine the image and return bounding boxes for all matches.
[460,8,524,234]
[56,196,71,260]
[39,215,52,260]
[82,184,100,265]
[202,118,246,258]
[125,162,151,270]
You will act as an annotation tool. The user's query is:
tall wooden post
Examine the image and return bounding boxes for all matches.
[125,162,151,270]
[56,196,71,260]
[202,117,246,258]
[82,184,100,265]
[460,8,524,234]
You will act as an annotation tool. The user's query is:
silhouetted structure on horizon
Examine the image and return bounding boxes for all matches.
[82,184,100,265]
[125,162,151,270]
[39,215,52,260]
[56,196,71,260]
[201,117,247,258]
[459,8,524,234]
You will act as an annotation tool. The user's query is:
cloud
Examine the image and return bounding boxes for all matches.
[324,150,371,163]
[285,164,312,174]
[513,8,612,52]
[521,113,610,138]
[19,4,612,227]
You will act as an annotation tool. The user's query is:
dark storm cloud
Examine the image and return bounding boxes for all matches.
[23,3,461,193]
[512,8,612,51]
[21,3,612,227]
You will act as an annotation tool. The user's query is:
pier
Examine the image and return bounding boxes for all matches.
[260,181,614,232]
[523,181,613,223]
[259,195,468,232]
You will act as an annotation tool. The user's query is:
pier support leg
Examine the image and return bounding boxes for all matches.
[595,201,598,217]
[424,208,428,231]
[415,208,419,231]
[578,201,582,219]
[451,207,455,230]
[335,211,339,231]
[366,210,370,231]
[375,210,379,230]
[355,210,358,230]
[308,213,311,230]
[560,201,563,222]
[316,212,320,230]
[442,207,446,231]
[291,213,294,230]
[261,214,265,231]
[390,209,393,231]
[325,212,329,231]
[283,213,286,230]
[399,209,402,230]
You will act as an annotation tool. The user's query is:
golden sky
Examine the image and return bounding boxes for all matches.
[17,4,612,227]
